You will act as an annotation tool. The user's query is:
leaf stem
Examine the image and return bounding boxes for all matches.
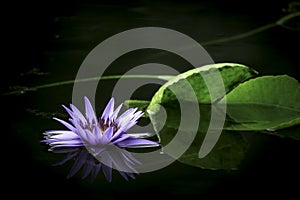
[2,75,174,96]
[201,23,278,46]
[276,12,300,30]
[202,12,300,46]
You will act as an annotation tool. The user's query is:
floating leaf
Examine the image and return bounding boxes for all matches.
[147,63,257,111]
[146,63,256,166]
[220,75,300,131]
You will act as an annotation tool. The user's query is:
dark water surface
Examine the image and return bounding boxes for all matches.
[3,0,300,198]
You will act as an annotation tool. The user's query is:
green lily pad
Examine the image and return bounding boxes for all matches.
[147,63,257,111]
[220,75,300,131]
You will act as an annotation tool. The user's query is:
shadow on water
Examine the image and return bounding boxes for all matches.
[3,0,300,198]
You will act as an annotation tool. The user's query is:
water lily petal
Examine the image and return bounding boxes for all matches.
[53,118,77,132]
[117,138,159,148]
[101,97,114,121]
[111,103,122,120]
[127,132,156,138]
[103,126,114,141]
[84,96,97,124]
[70,104,87,124]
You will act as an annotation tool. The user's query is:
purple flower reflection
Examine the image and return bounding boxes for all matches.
[52,146,139,182]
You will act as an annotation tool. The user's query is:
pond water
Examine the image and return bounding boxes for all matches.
[3,0,300,198]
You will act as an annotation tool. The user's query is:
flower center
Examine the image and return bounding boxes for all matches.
[99,118,118,133]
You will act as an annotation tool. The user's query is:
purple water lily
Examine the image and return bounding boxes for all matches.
[42,97,159,181]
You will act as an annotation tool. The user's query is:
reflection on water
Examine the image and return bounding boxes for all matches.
[51,146,139,182]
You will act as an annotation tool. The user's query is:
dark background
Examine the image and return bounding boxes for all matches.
[3,0,300,198]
